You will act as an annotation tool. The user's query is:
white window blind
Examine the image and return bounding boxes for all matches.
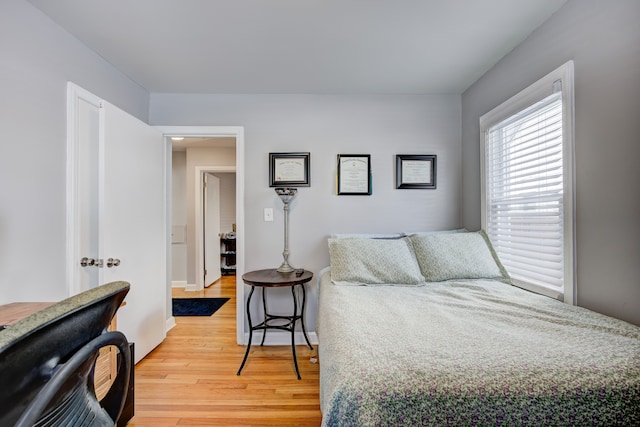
[485,91,565,293]
[481,62,574,303]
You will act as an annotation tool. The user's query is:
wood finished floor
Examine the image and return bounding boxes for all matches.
[129,275,322,426]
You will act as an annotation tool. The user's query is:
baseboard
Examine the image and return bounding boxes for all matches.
[165,316,176,332]
[172,282,198,291]
[242,331,318,346]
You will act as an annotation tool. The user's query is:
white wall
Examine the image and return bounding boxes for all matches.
[171,151,188,283]
[151,94,462,329]
[185,146,236,285]
[0,0,149,302]
[461,0,640,325]
[213,173,237,236]
[171,149,237,285]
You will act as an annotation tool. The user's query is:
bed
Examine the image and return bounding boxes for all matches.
[317,231,640,426]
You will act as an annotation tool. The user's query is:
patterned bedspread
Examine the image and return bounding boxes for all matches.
[317,272,640,426]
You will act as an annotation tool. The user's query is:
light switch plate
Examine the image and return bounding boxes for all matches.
[264,208,273,222]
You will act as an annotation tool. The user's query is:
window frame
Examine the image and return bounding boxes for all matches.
[480,61,575,304]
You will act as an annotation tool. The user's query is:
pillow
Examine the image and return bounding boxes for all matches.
[328,237,425,286]
[408,230,511,283]
[404,228,468,236]
[330,232,405,239]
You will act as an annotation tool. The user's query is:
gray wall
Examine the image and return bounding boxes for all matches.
[151,94,462,327]
[0,0,149,302]
[461,0,640,325]
[151,94,462,273]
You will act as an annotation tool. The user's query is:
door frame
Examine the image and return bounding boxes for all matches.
[196,167,234,290]
[156,126,245,345]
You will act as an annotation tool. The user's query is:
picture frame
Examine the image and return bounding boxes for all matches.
[395,154,437,189]
[269,152,310,187]
[337,154,372,195]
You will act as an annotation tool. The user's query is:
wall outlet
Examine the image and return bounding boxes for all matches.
[264,208,273,222]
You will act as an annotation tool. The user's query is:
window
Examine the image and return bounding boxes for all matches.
[480,61,575,303]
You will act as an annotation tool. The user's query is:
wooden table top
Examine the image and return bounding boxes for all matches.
[0,302,54,327]
[242,269,313,287]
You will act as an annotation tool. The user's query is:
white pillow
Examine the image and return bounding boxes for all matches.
[328,237,425,286]
[408,230,510,283]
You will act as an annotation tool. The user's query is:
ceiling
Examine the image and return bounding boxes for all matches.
[27,0,566,95]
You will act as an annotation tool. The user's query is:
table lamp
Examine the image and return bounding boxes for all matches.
[275,187,297,273]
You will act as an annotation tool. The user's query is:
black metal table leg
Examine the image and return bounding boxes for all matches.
[260,287,267,346]
[290,285,301,380]
[299,283,313,350]
[236,285,255,376]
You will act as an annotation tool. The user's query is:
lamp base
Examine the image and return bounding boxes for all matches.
[277,262,295,273]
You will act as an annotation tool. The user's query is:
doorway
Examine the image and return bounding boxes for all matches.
[157,126,245,345]
[197,167,237,289]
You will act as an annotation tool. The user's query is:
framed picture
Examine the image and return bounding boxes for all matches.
[395,154,437,189]
[269,152,310,187]
[337,154,372,195]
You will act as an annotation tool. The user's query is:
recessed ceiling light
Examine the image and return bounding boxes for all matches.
[171,137,184,141]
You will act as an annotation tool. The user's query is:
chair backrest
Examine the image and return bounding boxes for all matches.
[0,281,131,427]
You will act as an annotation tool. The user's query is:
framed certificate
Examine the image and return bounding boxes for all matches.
[269,152,310,187]
[396,154,437,189]
[337,154,372,195]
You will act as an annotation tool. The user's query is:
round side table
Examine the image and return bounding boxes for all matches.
[236,269,314,380]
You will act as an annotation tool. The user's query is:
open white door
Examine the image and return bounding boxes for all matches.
[99,101,166,363]
[204,173,221,286]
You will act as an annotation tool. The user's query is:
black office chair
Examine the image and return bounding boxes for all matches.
[0,281,131,427]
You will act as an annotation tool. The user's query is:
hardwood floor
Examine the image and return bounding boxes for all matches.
[129,275,322,426]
